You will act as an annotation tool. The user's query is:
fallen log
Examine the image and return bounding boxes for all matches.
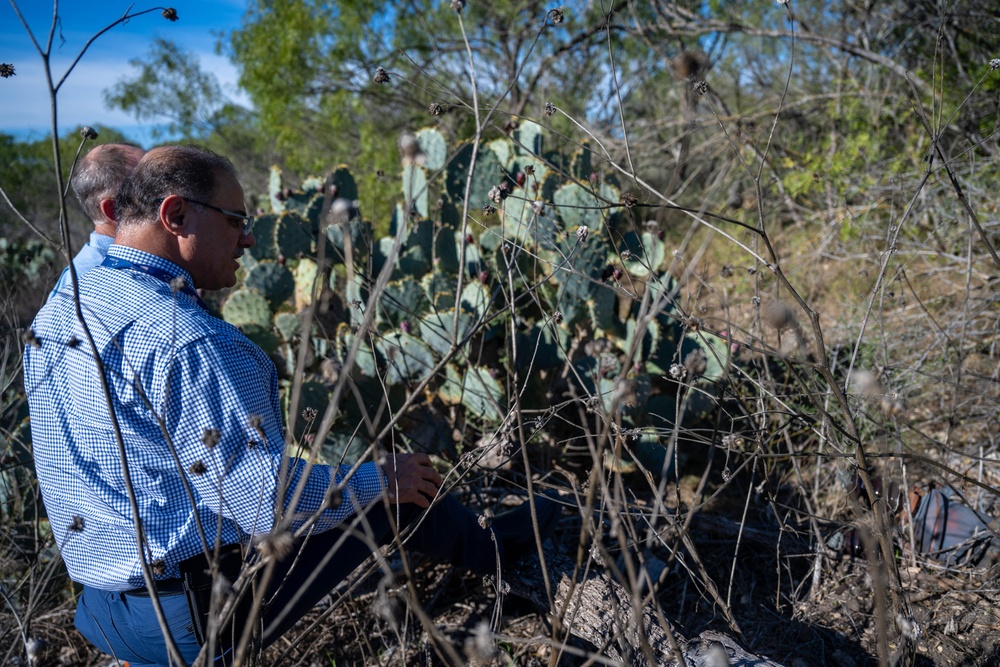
[506,548,786,667]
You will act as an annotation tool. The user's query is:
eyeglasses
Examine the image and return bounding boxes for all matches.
[185,197,255,236]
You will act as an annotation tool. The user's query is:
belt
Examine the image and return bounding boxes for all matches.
[122,578,186,597]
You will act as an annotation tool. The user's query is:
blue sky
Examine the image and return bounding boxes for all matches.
[1,1,251,146]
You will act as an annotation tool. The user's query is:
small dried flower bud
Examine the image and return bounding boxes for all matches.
[683,348,708,377]
[621,249,633,261]
[0,63,15,78]
[531,200,545,216]
[429,102,444,115]
[551,311,563,324]
[152,559,167,575]
[302,406,318,421]
[487,185,503,204]
[22,329,41,348]
[477,512,493,529]
[69,515,85,532]
[502,118,518,134]
[694,80,708,95]
[622,192,638,208]
[373,67,390,84]
[991,58,1000,71]
[548,7,564,23]
[544,101,556,116]
[575,226,589,243]
[398,132,419,160]
[256,530,294,560]
[720,264,732,278]
[189,460,207,475]
[400,320,412,334]
[451,0,466,11]
[247,438,258,449]
[80,126,98,140]
[202,428,220,448]
[169,275,186,293]
[483,203,496,216]
[669,363,686,380]
[67,336,80,348]
[162,8,178,21]
[524,164,535,176]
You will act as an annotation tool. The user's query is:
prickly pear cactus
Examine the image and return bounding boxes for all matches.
[275,211,314,259]
[244,261,294,310]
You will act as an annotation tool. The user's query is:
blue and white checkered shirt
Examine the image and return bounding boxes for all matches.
[24,245,385,591]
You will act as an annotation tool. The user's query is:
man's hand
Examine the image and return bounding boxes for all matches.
[380,452,442,508]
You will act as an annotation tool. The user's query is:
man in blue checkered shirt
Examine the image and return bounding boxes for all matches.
[24,145,558,666]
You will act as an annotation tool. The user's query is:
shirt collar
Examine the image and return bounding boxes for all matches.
[106,244,197,291]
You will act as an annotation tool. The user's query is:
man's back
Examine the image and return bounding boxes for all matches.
[26,245,284,590]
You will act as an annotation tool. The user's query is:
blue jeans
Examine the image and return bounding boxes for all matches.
[74,495,500,666]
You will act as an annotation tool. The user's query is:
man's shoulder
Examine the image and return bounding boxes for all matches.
[71,268,236,343]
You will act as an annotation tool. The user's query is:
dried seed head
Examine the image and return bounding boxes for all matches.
[189,460,207,475]
[482,203,496,216]
[880,395,906,418]
[202,428,220,448]
[477,510,493,529]
[0,63,15,78]
[620,249,633,261]
[763,300,796,331]
[451,0,466,12]
[465,621,497,661]
[683,348,708,377]
[162,8,178,21]
[575,226,589,243]
[398,132,420,161]
[487,185,503,204]
[80,126,99,140]
[256,530,294,560]
[544,101,556,116]
[531,200,545,216]
[69,515,85,532]
[548,7,564,23]
[152,559,167,575]
[22,329,41,348]
[502,118,518,134]
[67,335,80,348]
[524,164,535,176]
[302,406,318,420]
[428,102,444,115]
[992,58,1000,71]
[669,363,686,380]
[373,67,390,84]
[694,81,709,95]
[551,310,563,324]
[622,192,638,208]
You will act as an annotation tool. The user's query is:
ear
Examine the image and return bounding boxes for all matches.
[98,198,117,223]
[159,194,187,237]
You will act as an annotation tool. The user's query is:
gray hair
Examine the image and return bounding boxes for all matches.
[115,145,237,228]
[70,143,145,223]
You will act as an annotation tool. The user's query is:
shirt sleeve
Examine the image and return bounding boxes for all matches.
[161,334,386,536]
